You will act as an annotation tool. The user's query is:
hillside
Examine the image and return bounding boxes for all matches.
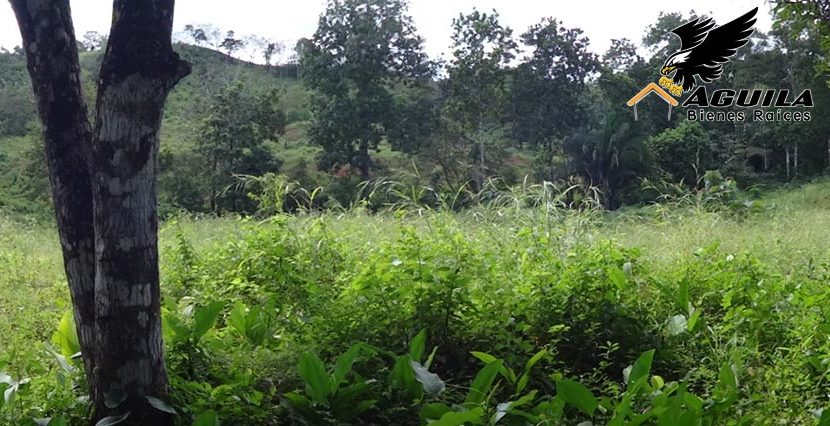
[0,44,313,215]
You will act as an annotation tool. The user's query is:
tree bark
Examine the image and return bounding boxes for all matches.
[90,2,190,424]
[11,1,190,425]
[10,0,98,397]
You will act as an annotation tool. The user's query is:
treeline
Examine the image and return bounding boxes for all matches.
[294,0,830,209]
[0,1,828,216]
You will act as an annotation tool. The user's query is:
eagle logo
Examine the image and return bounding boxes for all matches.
[659,7,757,96]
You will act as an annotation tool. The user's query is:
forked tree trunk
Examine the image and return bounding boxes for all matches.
[10,1,190,425]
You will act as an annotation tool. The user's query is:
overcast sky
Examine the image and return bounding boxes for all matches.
[0,0,772,61]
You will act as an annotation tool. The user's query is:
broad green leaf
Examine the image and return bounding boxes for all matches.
[391,355,421,398]
[677,279,690,313]
[193,301,224,342]
[161,309,189,343]
[283,392,310,407]
[298,352,331,404]
[470,351,498,364]
[51,311,80,359]
[95,412,130,426]
[44,343,75,374]
[819,409,830,426]
[518,350,547,393]
[350,399,377,417]
[608,266,627,289]
[432,407,485,426]
[687,308,701,332]
[227,302,247,337]
[333,343,370,391]
[628,350,655,390]
[0,383,7,410]
[471,352,514,384]
[409,328,427,362]
[650,375,665,390]
[556,379,598,416]
[713,361,738,403]
[523,349,547,374]
[465,360,503,405]
[409,360,445,395]
[146,395,177,415]
[192,409,219,426]
[420,402,453,421]
[48,417,68,426]
[493,390,538,423]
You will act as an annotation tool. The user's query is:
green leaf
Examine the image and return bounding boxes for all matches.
[51,311,80,359]
[819,409,830,426]
[518,350,547,393]
[465,360,503,405]
[425,345,438,370]
[493,390,538,423]
[298,352,331,404]
[677,279,690,313]
[332,343,371,391]
[193,301,224,342]
[420,402,453,421]
[628,350,655,390]
[409,328,427,363]
[44,343,75,374]
[470,351,498,364]
[410,360,445,396]
[608,266,627,289]
[471,352,515,384]
[713,361,739,404]
[391,355,421,398]
[556,379,597,416]
[650,375,665,390]
[687,308,701,332]
[227,302,248,337]
[283,392,310,407]
[95,412,130,426]
[162,309,189,343]
[48,417,68,426]
[146,395,177,415]
[350,399,377,417]
[192,409,219,426]
[432,407,485,426]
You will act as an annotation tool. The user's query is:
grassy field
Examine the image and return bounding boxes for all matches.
[2,180,830,424]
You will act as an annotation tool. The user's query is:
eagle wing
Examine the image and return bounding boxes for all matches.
[671,16,715,51]
[687,8,757,68]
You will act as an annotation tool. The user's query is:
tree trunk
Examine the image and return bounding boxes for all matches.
[794,143,799,178]
[10,0,98,393]
[11,1,190,425]
[477,119,485,192]
[90,2,190,424]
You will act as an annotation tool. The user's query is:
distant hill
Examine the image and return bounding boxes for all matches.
[0,43,323,216]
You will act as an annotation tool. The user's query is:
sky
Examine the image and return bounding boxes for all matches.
[0,0,773,62]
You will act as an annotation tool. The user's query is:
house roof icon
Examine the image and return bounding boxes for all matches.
[626,82,678,121]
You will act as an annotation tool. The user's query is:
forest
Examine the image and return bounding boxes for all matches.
[1,0,830,425]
